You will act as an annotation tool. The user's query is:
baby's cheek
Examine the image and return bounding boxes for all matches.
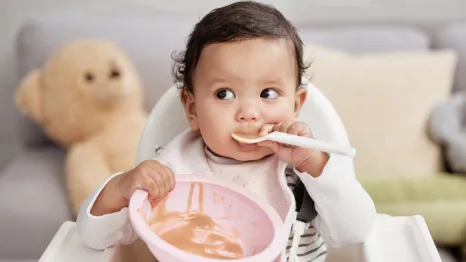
[265,105,295,122]
[201,128,229,149]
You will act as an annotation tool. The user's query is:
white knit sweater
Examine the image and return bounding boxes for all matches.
[76,130,377,262]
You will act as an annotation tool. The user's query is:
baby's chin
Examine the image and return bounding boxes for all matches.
[206,141,274,162]
[231,153,272,162]
[227,148,274,162]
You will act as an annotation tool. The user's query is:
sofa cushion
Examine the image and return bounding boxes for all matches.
[359,174,466,245]
[304,44,458,176]
[0,147,72,259]
[433,22,466,93]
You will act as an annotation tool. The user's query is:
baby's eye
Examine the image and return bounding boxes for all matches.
[216,89,235,100]
[260,88,279,99]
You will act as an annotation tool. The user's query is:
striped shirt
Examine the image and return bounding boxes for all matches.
[285,169,327,262]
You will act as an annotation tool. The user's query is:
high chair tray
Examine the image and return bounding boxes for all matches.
[39,221,120,262]
[39,214,441,262]
[362,214,441,262]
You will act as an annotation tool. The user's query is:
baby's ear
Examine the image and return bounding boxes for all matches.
[294,87,307,117]
[181,89,199,130]
[15,70,44,123]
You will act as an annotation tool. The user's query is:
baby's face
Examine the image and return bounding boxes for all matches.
[183,38,306,161]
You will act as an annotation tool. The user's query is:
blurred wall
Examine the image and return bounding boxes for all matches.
[1,0,466,170]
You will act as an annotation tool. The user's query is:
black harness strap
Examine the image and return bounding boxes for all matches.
[293,178,318,223]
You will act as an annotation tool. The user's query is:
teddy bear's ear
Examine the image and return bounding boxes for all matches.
[15,70,44,122]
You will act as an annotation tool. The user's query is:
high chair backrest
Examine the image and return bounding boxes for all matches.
[137,81,355,174]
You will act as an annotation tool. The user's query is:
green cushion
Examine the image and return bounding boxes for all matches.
[358,173,466,245]
[358,173,466,203]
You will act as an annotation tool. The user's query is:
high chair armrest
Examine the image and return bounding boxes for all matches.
[39,221,120,262]
[363,214,442,262]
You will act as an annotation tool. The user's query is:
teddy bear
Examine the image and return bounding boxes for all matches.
[14,38,148,215]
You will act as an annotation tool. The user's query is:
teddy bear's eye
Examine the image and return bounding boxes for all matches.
[109,68,121,79]
[84,72,94,83]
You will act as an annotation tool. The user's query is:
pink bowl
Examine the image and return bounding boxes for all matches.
[128,174,286,262]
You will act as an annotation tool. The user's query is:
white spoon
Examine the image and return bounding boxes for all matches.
[231,132,356,158]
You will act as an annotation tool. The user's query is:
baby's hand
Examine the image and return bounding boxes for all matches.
[90,160,175,216]
[258,121,329,177]
[117,160,175,206]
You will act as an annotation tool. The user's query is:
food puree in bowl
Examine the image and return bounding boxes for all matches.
[141,182,244,259]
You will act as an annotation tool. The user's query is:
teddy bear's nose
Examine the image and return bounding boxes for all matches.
[85,72,94,82]
[109,68,121,79]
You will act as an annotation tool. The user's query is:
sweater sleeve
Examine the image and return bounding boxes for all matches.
[294,153,377,248]
[76,172,138,250]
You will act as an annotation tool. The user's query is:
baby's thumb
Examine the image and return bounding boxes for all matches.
[259,124,274,136]
[150,198,162,207]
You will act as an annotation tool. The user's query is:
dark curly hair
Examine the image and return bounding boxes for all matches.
[172,1,309,93]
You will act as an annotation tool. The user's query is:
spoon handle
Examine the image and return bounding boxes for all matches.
[268,132,356,158]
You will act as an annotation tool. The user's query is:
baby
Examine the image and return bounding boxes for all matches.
[76,1,377,262]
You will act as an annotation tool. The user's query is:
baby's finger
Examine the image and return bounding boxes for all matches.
[162,168,175,193]
[278,121,294,134]
[160,175,170,198]
[288,122,309,136]
[272,122,284,132]
[259,124,275,136]
[153,172,167,198]
[142,174,159,201]
[167,170,176,191]
[155,167,169,196]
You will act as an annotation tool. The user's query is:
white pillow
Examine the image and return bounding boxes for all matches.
[303,44,458,176]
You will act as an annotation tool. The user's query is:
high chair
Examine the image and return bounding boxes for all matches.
[135,82,443,262]
[39,82,442,262]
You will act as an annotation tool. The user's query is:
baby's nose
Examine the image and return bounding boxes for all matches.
[237,108,259,122]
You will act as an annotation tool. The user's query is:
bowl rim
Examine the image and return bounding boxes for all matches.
[128,173,286,262]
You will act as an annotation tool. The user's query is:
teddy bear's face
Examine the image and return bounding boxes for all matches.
[15,39,144,146]
[44,40,142,108]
